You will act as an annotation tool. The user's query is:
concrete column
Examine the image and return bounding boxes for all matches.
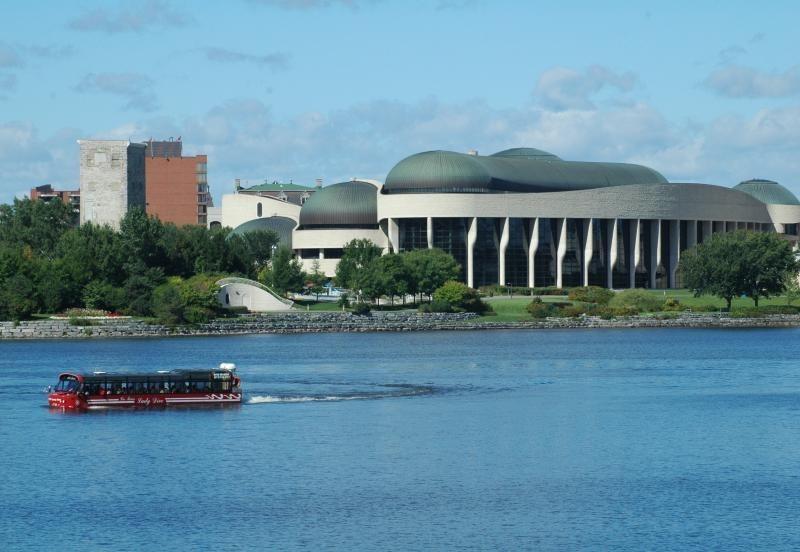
[526,218,539,288]
[608,218,618,288]
[387,218,400,253]
[426,217,434,249]
[630,219,641,288]
[702,220,712,242]
[582,218,593,286]
[498,217,510,285]
[649,219,661,289]
[319,249,325,260]
[556,218,567,288]
[467,217,477,288]
[669,219,680,288]
[686,220,697,249]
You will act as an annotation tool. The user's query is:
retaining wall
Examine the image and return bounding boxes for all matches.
[2,312,800,340]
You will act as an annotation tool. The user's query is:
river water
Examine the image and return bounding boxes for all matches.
[2,328,800,551]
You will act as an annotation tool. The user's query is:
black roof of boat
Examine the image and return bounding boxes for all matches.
[70,370,231,383]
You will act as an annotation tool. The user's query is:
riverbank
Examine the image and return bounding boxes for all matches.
[3,311,800,339]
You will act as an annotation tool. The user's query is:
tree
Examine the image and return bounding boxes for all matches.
[241,229,280,268]
[152,281,187,325]
[679,230,799,309]
[785,276,800,306]
[0,198,76,259]
[335,239,383,298]
[402,248,460,301]
[263,246,305,294]
[307,260,327,300]
[372,253,409,304]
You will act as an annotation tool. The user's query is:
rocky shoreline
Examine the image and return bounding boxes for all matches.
[2,311,800,340]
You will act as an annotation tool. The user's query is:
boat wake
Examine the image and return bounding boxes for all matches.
[247,383,435,405]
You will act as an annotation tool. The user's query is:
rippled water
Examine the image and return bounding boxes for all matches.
[2,329,800,551]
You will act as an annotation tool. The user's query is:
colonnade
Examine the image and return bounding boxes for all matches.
[386,216,771,289]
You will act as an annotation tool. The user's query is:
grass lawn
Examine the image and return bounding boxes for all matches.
[476,289,798,322]
[651,289,794,309]
[292,299,345,311]
[478,296,558,322]
[292,299,418,312]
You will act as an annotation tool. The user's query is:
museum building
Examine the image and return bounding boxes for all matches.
[220,147,800,289]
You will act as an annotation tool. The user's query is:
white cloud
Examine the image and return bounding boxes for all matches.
[246,0,374,9]
[0,122,80,203]
[69,0,190,33]
[203,48,289,69]
[75,72,158,111]
[533,65,637,110]
[704,64,800,98]
[0,43,23,68]
[4,92,800,206]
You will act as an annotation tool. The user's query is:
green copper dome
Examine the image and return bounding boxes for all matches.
[383,148,667,194]
[299,180,378,228]
[490,147,560,160]
[733,179,800,206]
[229,216,297,248]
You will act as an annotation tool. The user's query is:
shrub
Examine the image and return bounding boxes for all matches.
[568,286,615,305]
[430,299,453,313]
[731,305,800,318]
[352,301,371,315]
[608,289,663,313]
[526,298,556,319]
[690,304,720,312]
[68,317,96,326]
[183,306,215,324]
[434,281,488,313]
[557,305,589,318]
[337,293,350,309]
[661,297,687,311]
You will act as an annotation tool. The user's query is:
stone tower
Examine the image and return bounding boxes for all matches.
[78,140,146,229]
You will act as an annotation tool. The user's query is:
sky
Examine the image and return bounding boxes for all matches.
[1,0,799,204]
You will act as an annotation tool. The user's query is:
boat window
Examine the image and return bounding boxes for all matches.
[55,377,80,393]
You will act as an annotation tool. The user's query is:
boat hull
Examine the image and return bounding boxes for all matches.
[48,392,242,410]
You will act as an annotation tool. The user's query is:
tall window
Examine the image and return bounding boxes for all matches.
[505,219,527,287]
[399,218,427,251]
[257,203,262,217]
[433,218,467,282]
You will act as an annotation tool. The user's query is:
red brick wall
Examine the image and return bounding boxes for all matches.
[145,154,207,225]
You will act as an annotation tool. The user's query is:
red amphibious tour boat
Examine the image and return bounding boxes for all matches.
[47,363,242,410]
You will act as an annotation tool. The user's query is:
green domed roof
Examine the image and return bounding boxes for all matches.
[733,179,800,206]
[384,151,492,193]
[299,180,378,228]
[490,147,560,160]
[229,216,297,248]
[383,149,667,194]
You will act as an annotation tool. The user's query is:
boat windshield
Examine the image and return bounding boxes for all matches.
[54,377,80,393]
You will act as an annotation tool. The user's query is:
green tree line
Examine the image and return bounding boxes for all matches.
[0,199,278,320]
[334,239,461,304]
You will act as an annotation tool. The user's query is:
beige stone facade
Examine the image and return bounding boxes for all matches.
[78,140,146,229]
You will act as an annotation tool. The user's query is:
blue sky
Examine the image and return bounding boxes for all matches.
[1,0,799,204]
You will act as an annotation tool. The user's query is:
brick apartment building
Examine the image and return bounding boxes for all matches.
[29,184,81,217]
[144,138,212,225]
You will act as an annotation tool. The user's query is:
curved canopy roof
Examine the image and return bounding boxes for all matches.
[490,147,561,160]
[383,149,668,194]
[733,179,800,206]
[229,216,297,248]
[299,180,378,228]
